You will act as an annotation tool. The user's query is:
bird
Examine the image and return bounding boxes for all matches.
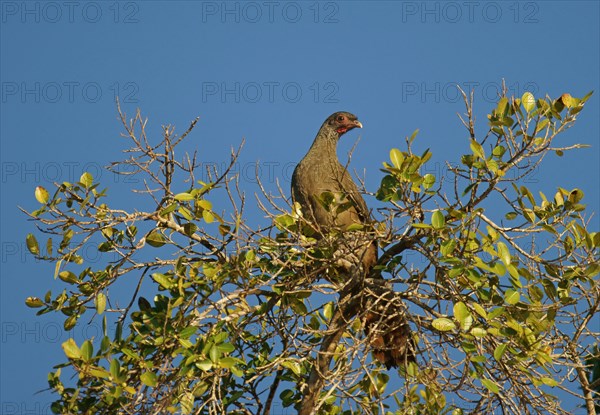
[290,111,376,270]
[291,111,415,369]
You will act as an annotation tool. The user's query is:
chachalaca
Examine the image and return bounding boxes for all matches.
[291,111,414,368]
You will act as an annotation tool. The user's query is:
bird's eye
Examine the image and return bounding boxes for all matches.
[337,115,345,122]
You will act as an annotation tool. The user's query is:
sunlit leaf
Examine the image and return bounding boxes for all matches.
[409,129,419,144]
[497,242,511,266]
[95,292,106,315]
[58,271,78,284]
[481,378,499,394]
[197,199,213,211]
[203,210,215,223]
[494,344,508,361]
[62,338,81,359]
[146,230,166,248]
[174,192,194,201]
[152,273,173,289]
[505,289,520,305]
[110,359,121,380]
[25,297,44,308]
[470,140,485,159]
[432,318,455,332]
[79,172,93,188]
[26,234,39,255]
[454,302,473,331]
[541,377,558,387]
[81,340,93,361]
[35,186,49,204]
[431,210,445,229]
[390,148,404,169]
[522,92,535,112]
[140,371,157,387]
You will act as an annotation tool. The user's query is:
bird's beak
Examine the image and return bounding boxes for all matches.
[354,120,363,129]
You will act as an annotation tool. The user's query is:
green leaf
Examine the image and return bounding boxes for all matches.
[58,271,78,284]
[202,210,215,223]
[390,148,404,169]
[454,302,473,331]
[81,340,93,361]
[197,199,213,210]
[421,149,432,164]
[26,233,39,255]
[80,172,93,188]
[412,223,432,229]
[35,186,49,204]
[470,140,485,159]
[96,292,107,315]
[431,210,445,229]
[25,297,44,308]
[496,97,509,114]
[521,92,535,112]
[505,289,520,305]
[174,192,194,201]
[289,297,308,315]
[432,318,455,332]
[409,129,419,144]
[440,239,456,257]
[535,118,549,133]
[179,207,193,221]
[179,326,197,339]
[110,359,121,380]
[472,303,487,319]
[152,273,173,290]
[497,242,511,266]
[492,145,506,158]
[423,173,436,189]
[470,327,487,338]
[323,302,333,320]
[481,378,499,394]
[218,356,236,369]
[209,344,219,363]
[494,344,508,361]
[64,315,78,331]
[62,338,81,359]
[568,188,584,203]
[159,203,177,216]
[281,359,303,376]
[146,230,166,248]
[195,360,213,371]
[182,223,197,237]
[46,238,53,256]
[180,391,194,415]
[217,343,235,354]
[470,355,487,363]
[140,371,157,387]
[541,377,558,387]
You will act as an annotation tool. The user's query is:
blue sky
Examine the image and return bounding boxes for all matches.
[1,1,598,412]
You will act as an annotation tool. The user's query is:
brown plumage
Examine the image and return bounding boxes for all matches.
[291,112,414,369]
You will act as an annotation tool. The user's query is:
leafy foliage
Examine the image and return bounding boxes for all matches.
[24,89,599,414]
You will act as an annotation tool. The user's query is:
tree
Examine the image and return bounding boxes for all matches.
[24,87,599,415]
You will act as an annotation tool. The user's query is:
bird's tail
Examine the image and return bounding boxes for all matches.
[363,288,416,369]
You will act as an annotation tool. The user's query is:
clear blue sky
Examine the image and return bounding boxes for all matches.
[1,1,598,412]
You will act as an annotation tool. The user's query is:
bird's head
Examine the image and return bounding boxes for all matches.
[324,112,363,136]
